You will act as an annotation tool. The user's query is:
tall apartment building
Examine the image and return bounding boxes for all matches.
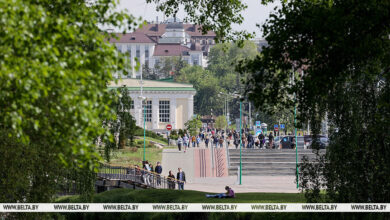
[109,18,216,78]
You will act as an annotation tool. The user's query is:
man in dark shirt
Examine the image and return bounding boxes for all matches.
[177,168,186,190]
[155,162,162,186]
[269,133,274,149]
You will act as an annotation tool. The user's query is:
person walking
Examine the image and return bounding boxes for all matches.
[142,161,151,186]
[247,133,254,148]
[218,136,224,148]
[196,136,200,147]
[258,132,264,149]
[213,135,218,148]
[183,135,189,152]
[177,168,186,190]
[155,162,162,186]
[233,131,239,149]
[177,136,183,152]
[242,133,247,148]
[192,135,196,148]
[168,170,175,189]
[205,135,209,148]
[149,163,154,184]
[227,132,232,148]
[268,132,274,149]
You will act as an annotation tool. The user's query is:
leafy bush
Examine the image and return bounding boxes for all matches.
[134,139,154,148]
[169,130,179,140]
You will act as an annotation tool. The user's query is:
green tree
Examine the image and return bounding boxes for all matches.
[0,0,137,203]
[238,0,390,203]
[205,41,258,120]
[106,86,136,151]
[177,66,224,115]
[185,115,202,136]
[142,64,158,80]
[152,56,188,79]
[208,42,258,76]
[215,116,227,130]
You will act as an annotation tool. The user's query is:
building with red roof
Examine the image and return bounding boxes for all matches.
[108,17,216,78]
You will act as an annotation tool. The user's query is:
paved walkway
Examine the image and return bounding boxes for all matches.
[162,145,300,193]
[186,176,299,193]
[161,148,195,182]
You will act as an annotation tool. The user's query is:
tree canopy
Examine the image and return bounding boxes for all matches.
[0,0,137,202]
[185,115,202,136]
[175,41,258,118]
[237,0,390,202]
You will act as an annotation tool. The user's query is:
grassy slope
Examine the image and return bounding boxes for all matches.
[143,136,168,145]
[109,147,162,167]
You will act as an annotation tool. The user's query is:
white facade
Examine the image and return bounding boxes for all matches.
[159,28,191,45]
[115,42,208,78]
[111,20,216,78]
[115,43,155,78]
[109,79,196,131]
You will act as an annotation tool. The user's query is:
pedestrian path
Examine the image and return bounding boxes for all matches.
[161,148,195,182]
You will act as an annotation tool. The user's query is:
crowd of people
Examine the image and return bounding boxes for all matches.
[176,128,278,151]
[132,161,186,190]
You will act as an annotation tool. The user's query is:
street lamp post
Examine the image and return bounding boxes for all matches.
[139,73,146,162]
[231,92,243,185]
[239,100,242,185]
[222,92,243,184]
[143,101,146,161]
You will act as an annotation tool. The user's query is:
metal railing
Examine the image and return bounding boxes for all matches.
[97,163,183,189]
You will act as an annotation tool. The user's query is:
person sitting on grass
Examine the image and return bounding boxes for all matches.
[206,186,235,198]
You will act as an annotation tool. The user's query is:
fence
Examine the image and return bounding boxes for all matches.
[97,163,183,190]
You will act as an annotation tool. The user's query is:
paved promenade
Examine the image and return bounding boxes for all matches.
[161,148,196,182]
[185,176,299,193]
[162,145,300,193]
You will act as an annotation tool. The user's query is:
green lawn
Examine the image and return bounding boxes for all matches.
[54,189,380,219]
[57,188,305,203]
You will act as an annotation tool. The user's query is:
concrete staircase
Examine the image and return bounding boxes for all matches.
[228,149,325,176]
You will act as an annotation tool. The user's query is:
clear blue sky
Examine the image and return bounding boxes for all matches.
[117,0,280,38]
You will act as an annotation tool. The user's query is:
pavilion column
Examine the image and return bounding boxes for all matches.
[152,97,159,130]
[188,95,194,120]
[134,96,142,126]
[170,97,177,129]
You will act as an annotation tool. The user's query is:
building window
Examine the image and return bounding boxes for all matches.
[136,45,140,58]
[159,100,170,122]
[130,100,134,109]
[142,100,152,122]
[209,39,213,44]
[145,46,149,58]
[127,45,131,56]
[191,54,199,66]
